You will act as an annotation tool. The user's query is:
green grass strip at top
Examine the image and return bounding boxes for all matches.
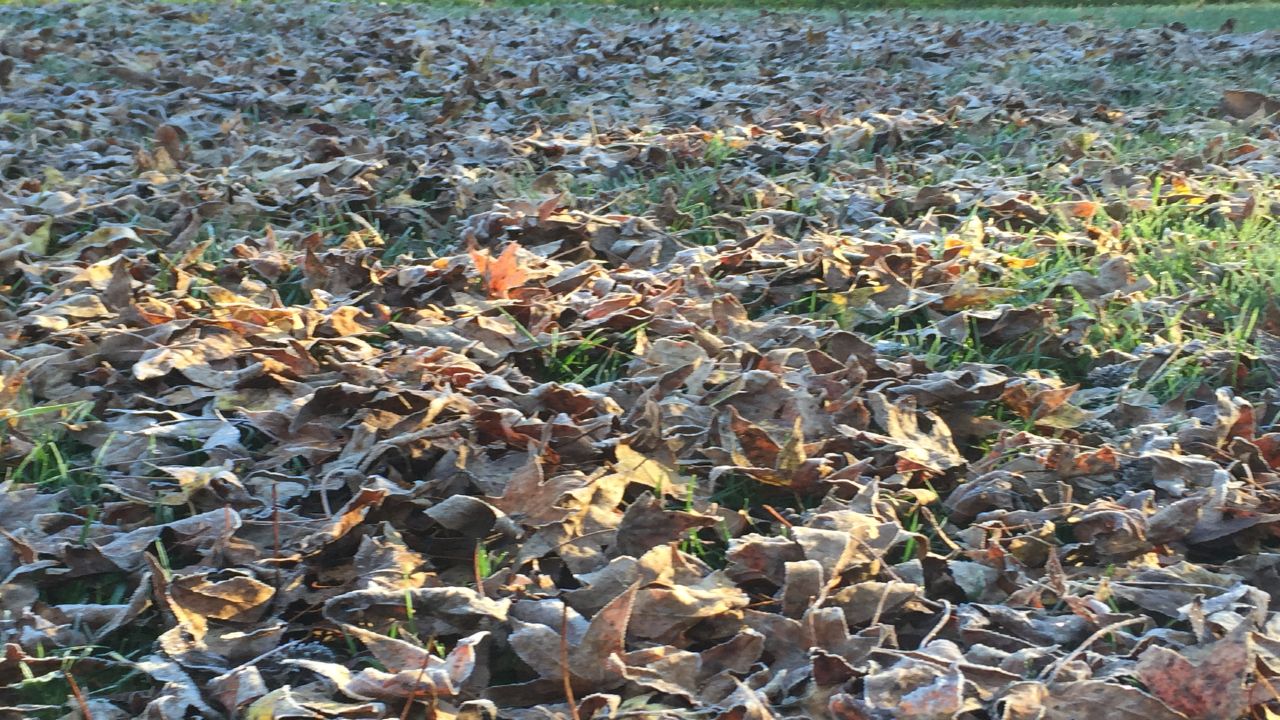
[404,1,1280,31]
[495,0,1262,5]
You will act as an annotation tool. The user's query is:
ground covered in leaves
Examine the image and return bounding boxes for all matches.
[4,2,1280,718]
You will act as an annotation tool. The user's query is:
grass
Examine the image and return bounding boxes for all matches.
[402,1,1280,33]
[763,189,1280,406]
[8,619,158,720]
[5,0,1280,31]
[894,3,1280,31]
[2,402,161,717]
[2,402,104,501]
[501,307,645,386]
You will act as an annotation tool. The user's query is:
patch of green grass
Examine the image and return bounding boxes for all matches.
[983,54,1280,119]
[1128,210,1280,319]
[707,472,823,524]
[674,477,729,566]
[569,163,736,245]
[8,629,158,720]
[913,3,1280,32]
[1002,204,1278,396]
[709,472,769,513]
[474,540,509,580]
[42,573,134,607]
[273,266,308,306]
[381,225,444,262]
[31,53,118,86]
[902,326,1083,375]
[7,0,1280,32]
[899,506,925,562]
[766,187,1279,403]
[3,402,105,504]
[703,135,738,168]
[405,1,1280,33]
[544,328,643,385]
[500,308,645,386]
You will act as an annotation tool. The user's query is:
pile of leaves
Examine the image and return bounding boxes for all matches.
[4,2,1280,718]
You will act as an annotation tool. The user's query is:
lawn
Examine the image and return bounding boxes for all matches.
[431,1,1280,32]
[2,1,1280,719]
[915,2,1280,30]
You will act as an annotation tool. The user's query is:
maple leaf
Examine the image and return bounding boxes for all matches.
[469,242,529,299]
[1136,625,1253,720]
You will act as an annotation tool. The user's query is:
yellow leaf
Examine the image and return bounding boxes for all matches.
[943,234,972,256]
[940,282,1019,311]
[1002,255,1038,269]
[415,47,434,77]
[25,218,52,256]
[42,167,65,188]
[775,415,806,476]
[613,443,680,494]
[828,285,885,310]
[244,689,292,720]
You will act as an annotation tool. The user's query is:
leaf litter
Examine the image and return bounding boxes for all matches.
[2,1,1280,718]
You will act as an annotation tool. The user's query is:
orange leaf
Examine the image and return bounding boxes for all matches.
[469,243,529,299]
